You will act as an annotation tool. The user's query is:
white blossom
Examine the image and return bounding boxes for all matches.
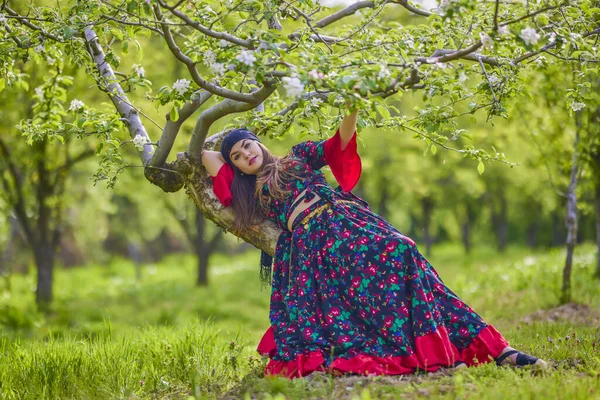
[34,44,45,53]
[172,79,191,96]
[488,75,501,86]
[68,99,85,111]
[479,32,493,49]
[326,71,338,79]
[310,97,323,107]
[219,39,228,47]
[520,27,541,46]
[308,69,324,80]
[210,62,226,76]
[46,57,56,65]
[235,50,256,67]
[571,101,586,112]
[435,62,447,69]
[547,32,557,43]
[498,25,510,36]
[534,56,546,66]
[405,39,415,49]
[133,134,151,151]
[35,87,44,101]
[458,71,468,83]
[134,64,145,77]
[282,75,304,98]
[378,64,391,79]
[203,50,216,66]
[0,14,6,24]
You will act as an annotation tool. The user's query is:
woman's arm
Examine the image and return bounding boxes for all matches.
[201,150,226,177]
[339,109,359,151]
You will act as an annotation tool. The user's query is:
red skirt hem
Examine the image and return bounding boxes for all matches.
[257,325,508,378]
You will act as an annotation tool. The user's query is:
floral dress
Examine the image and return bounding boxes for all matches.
[212,130,509,378]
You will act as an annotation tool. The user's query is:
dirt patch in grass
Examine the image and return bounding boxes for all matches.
[521,302,600,326]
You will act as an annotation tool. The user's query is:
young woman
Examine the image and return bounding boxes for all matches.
[201,109,546,378]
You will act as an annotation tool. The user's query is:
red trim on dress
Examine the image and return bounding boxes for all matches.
[323,129,362,192]
[257,325,508,378]
[210,163,234,207]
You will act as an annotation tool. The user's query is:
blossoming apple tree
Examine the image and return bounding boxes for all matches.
[0,0,598,304]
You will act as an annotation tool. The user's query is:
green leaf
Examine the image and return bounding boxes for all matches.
[430,144,437,155]
[0,78,5,92]
[477,161,485,175]
[376,105,391,120]
[170,106,179,122]
[110,28,124,41]
[64,26,74,39]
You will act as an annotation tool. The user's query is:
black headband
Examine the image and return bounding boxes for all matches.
[220,129,261,166]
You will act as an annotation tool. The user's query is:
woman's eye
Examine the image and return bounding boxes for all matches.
[245,143,250,148]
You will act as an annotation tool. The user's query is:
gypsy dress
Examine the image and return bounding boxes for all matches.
[211,129,509,378]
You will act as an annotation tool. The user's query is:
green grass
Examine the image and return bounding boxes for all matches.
[1,244,599,399]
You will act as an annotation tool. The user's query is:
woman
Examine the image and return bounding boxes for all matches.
[201,109,546,378]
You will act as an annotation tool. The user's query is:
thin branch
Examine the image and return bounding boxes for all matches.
[314,1,374,29]
[393,0,432,17]
[478,56,497,102]
[415,41,483,64]
[493,0,500,31]
[288,3,333,53]
[149,90,213,167]
[157,0,254,49]
[153,4,270,104]
[499,2,567,27]
[3,5,62,42]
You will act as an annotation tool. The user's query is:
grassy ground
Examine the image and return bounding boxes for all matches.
[0,244,599,399]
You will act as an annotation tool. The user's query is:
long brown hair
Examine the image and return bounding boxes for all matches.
[230,143,308,235]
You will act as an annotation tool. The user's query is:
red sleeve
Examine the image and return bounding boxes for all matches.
[323,129,361,192]
[210,163,234,207]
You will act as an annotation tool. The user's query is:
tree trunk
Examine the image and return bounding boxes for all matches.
[195,208,209,286]
[461,222,471,254]
[491,193,508,252]
[526,222,537,248]
[33,240,54,309]
[561,131,580,304]
[421,197,433,257]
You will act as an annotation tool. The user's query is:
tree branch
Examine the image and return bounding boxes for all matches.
[83,27,154,165]
[315,1,375,28]
[188,88,277,157]
[154,4,269,103]
[149,90,212,167]
[3,5,62,42]
[157,0,254,49]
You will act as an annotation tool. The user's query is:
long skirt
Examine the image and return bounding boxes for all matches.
[257,197,508,378]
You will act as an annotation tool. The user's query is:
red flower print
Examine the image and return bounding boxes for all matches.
[330,306,341,317]
[329,270,337,279]
[388,274,399,284]
[379,254,388,262]
[352,277,361,287]
[378,281,385,289]
[338,335,351,343]
[452,299,464,308]
[359,309,367,318]
[299,272,308,283]
[303,328,313,340]
[425,312,432,319]
[342,231,350,238]
[451,315,460,323]
[359,221,367,227]
[359,237,368,245]
[384,315,394,327]
[400,306,409,317]
[366,265,377,276]
[349,243,355,250]
[374,235,382,242]
[326,315,334,325]
[326,238,335,248]
[459,327,469,336]
[272,291,283,301]
[308,316,316,323]
[299,288,305,296]
[434,283,445,293]
[426,292,434,302]
[386,242,397,252]
[348,288,355,297]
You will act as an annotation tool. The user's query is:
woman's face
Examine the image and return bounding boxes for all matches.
[229,139,264,175]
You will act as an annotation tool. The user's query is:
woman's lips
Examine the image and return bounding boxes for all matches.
[249,156,257,166]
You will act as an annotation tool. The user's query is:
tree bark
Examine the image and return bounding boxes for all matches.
[33,239,54,308]
[195,207,209,286]
[561,130,580,304]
